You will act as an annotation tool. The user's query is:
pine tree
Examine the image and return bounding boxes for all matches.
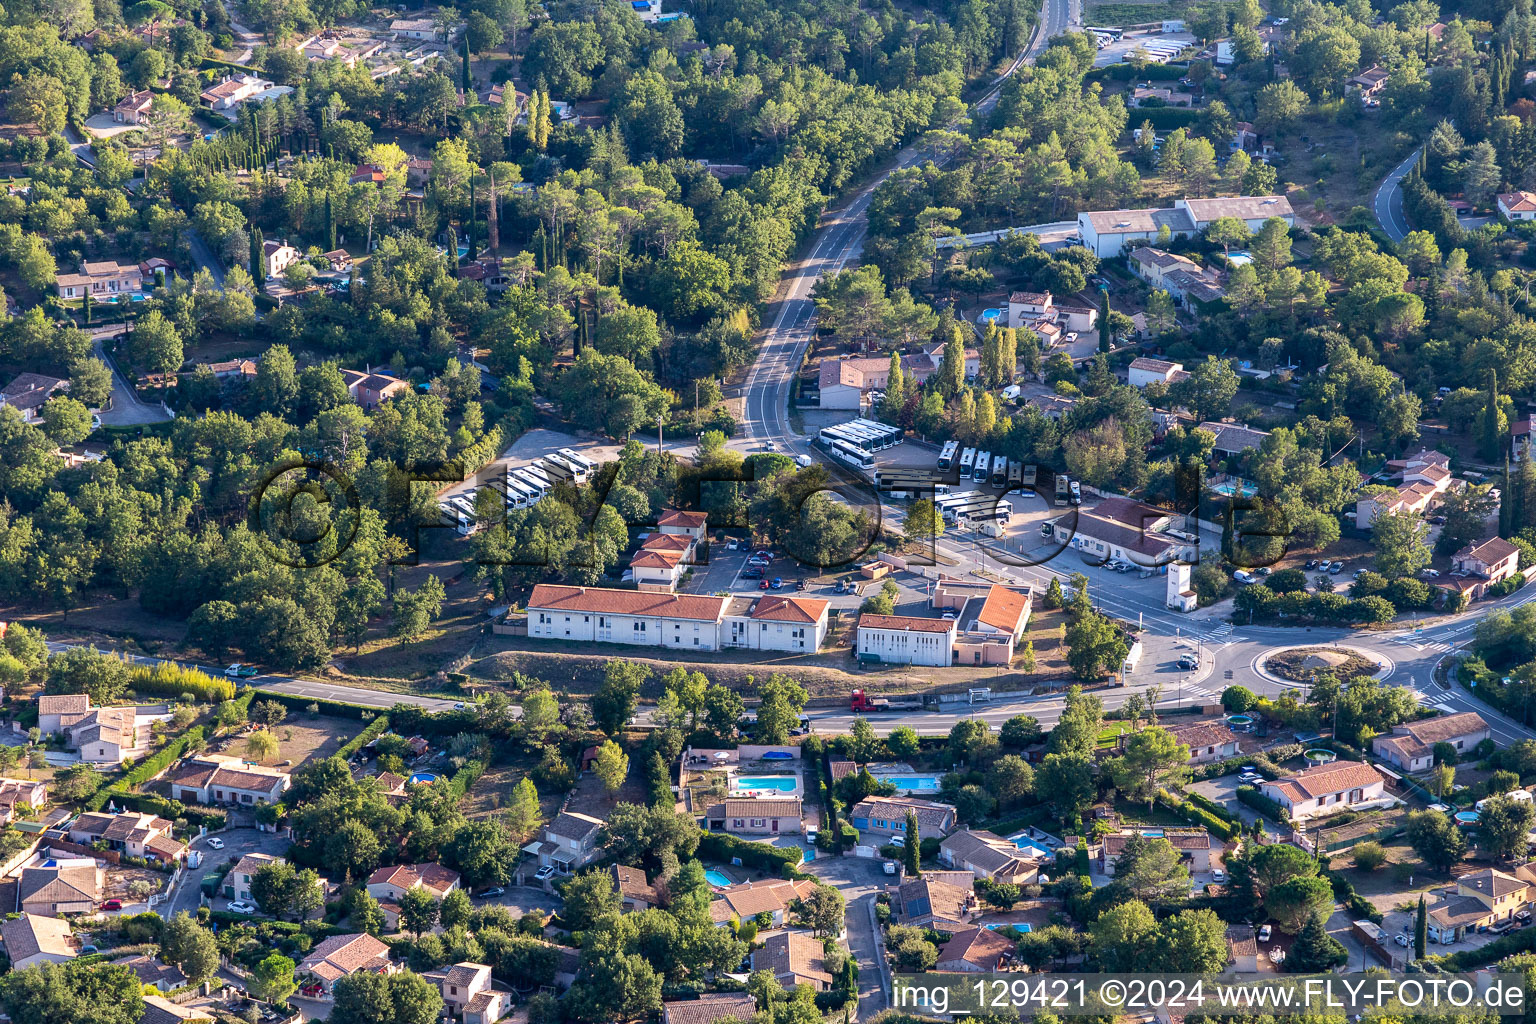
[1098,289,1111,352]
[882,352,906,424]
[1414,893,1427,959]
[1481,370,1504,462]
[1290,910,1347,971]
[902,811,920,877]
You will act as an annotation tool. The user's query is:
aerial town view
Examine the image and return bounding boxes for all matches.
[6,0,1536,1019]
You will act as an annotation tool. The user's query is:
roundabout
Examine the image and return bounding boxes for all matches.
[1250,644,1397,688]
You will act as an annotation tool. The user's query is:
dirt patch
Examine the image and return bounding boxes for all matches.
[206,716,360,770]
[1265,647,1380,682]
[462,754,560,827]
[104,865,168,902]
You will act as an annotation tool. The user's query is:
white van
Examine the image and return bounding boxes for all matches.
[1001,384,1021,400]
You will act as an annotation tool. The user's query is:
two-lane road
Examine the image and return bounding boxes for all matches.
[1373,144,1423,243]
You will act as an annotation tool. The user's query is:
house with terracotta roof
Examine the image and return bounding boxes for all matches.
[54,260,143,300]
[1259,760,1389,822]
[752,930,833,990]
[663,993,757,1024]
[706,877,819,926]
[936,926,1015,971]
[425,962,505,1022]
[340,368,410,410]
[888,875,976,932]
[1128,357,1190,388]
[937,829,1042,883]
[1165,720,1241,764]
[856,613,957,666]
[1128,248,1226,308]
[261,238,302,278]
[1006,290,1098,334]
[953,584,1033,666]
[722,595,830,653]
[166,753,290,806]
[0,373,67,424]
[1346,65,1389,98]
[297,933,398,997]
[0,913,76,969]
[703,796,804,836]
[1499,191,1536,221]
[631,544,690,592]
[527,585,728,650]
[656,508,710,541]
[36,694,154,765]
[1444,537,1522,601]
[850,795,956,841]
[200,74,273,111]
[816,355,934,409]
[1045,495,1191,568]
[1226,925,1258,971]
[222,852,284,902]
[523,811,605,876]
[69,810,184,863]
[113,953,187,992]
[112,90,154,124]
[612,864,661,911]
[1427,868,1532,943]
[366,862,460,902]
[1372,712,1490,773]
[1099,830,1213,874]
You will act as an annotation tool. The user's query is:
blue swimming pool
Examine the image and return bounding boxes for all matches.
[1140,829,1164,837]
[873,774,942,792]
[408,772,438,785]
[1008,833,1054,856]
[986,923,1032,932]
[732,776,797,793]
[705,870,732,887]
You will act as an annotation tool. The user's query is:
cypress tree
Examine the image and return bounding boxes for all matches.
[325,194,336,252]
[1414,893,1427,959]
[902,811,920,877]
[462,34,472,96]
[250,227,265,283]
[82,291,90,324]
[1481,370,1504,462]
[882,352,906,423]
[1098,288,1111,352]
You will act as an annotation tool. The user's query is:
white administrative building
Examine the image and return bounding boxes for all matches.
[1077,196,1295,258]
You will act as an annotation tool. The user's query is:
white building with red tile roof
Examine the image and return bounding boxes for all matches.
[855,613,957,666]
[167,753,290,806]
[1372,711,1490,773]
[366,862,461,901]
[297,933,397,996]
[1499,191,1536,221]
[1259,760,1390,822]
[656,508,709,540]
[527,585,728,650]
[722,595,830,652]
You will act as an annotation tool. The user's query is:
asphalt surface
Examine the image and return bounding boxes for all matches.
[1373,144,1423,243]
[44,641,464,712]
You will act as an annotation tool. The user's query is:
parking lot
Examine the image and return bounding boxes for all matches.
[1092,31,1196,68]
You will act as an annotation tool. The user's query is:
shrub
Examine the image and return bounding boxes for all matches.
[699,832,805,875]
[1236,785,1290,824]
[1352,842,1388,871]
[130,663,235,703]
[1187,792,1238,822]
[337,715,389,760]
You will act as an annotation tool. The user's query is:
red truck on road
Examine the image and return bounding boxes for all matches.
[850,690,922,712]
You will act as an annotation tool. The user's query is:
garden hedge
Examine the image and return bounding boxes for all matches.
[1236,785,1291,824]
[337,715,389,760]
[129,663,235,703]
[699,831,806,876]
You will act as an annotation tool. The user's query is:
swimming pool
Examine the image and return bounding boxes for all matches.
[1140,829,1164,837]
[1008,833,1054,856]
[873,774,942,792]
[732,776,797,793]
[705,870,733,887]
[408,772,438,785]
[986,923,1032,932]
[1211,480,1258,497]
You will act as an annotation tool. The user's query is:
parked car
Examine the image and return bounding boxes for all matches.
[1394,933,1411,947]
[1253,567,1270,577]
[1239,773,1262,785]
[890,835,906,848]
[1177,654,1198,669]
[1421,568,1441,578]
[1304,559,1318,570]
[1328,561,1344,574]
[770,578,784,589]
[477,887,506,899]
[1258,925,1272,942]
[1211,869,1226,883]
[759,580,771,590]
[99,900,122,912]
[206,838,224,850]
[534,865,556,881]
[883,861,898,875]
[795,579,807,591]
[227,901,256,915]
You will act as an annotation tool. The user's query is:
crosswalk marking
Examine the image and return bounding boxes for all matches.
[1388,637,1451,653]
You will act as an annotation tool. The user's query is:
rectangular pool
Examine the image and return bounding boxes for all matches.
[705,870,733,887]
[1008,833,1054,856]
[731,776,797,793]
[873,774,942,792]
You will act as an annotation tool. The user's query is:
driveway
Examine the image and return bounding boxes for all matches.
[167,827,292,919]
[804,854,893,1020]
[472,884,564,917]
[94,338,172,426]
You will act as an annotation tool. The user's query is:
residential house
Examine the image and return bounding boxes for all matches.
[141,996,214,1024]
[1258,760,1390,823]
[36,694,150,765]
[1196,420,1271,457]
[0,778,46,825]
[166,754,290,806]
[1444,537,1522,601]
[1128,357,1190,389]
[1165,721,1241,764]
[200,74,274,111]
[849,795,957,841]
[888,874,975,933]
[656,508,710,542]
[223,852,283,902]
[631,545,690,592]
[703,797,804,836]
[202,359,257,381]
[69,811,185,863]
[366,863,461,902]
[1372,712,1491,773]
[662,994,758,1024]
[340,369,410,410]
[113,90,153,124]
[816,355,932,409]
[1077,195,1294,258]
[322,249,353,271]
[1,913,76,969]
[1099,830,1213,874]
[297,933,398,997]
[1356,482,1438,529]
[1026,393,1079,422]
[707,877,819,927]
[527,585,728,651]
[937,829,1042,883]
[612,865,661,912]
[1397,448,1454,495]
[1005,290,1098,333]
[1499,191,1536,221]
[1227,925,1259,971]
[391,17,444,40]
[935,927,1015,972]
[1427,868,1532,944]
[951,584,1033,667]
[753,931,833,991]
[856,613,957,666]
[1128,247,1226,307]
[18,860,102,916]
[1045,495,1191,567]
[55,260,142,299]
[0,373,67,423]
[1347,65,1389,100]
[721,595,830,653]
[430,962,505,1023]
[262,239,302,278]
[114,954,187,992]
[524,812,605,875]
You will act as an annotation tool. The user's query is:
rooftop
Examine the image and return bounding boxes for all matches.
[528,585,727,622]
